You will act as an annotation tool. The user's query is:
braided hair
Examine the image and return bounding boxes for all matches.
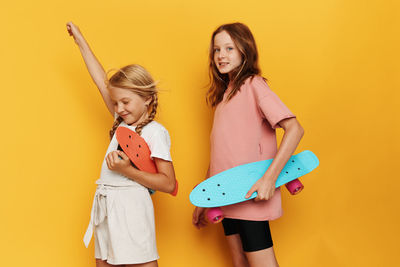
[107,64,158,139]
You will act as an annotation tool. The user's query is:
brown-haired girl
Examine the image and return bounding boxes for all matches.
[192,23,304,267]
[67,22,176,267]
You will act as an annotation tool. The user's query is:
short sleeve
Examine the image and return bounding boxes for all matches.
[148,127,172,162]
[251,76,296,129]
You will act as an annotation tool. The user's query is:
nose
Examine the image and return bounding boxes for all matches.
[218,50,226,59]
[116,103,124,113]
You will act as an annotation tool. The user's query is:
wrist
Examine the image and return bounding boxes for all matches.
[122,165,139,180]
[76,37,89,48]
[262,173,277,183]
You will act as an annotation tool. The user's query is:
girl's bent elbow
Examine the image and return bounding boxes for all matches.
[164,179,177,194]
[299,126,305,138]
[294,120,304,138]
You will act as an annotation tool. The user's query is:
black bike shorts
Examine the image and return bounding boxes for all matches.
[222,218,273,252]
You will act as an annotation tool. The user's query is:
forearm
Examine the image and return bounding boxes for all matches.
[74,35,115,115]
[122,166,176,194]
[76,37,107,92]
[263,123,304,182]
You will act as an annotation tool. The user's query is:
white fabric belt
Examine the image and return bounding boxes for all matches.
[83,184,137,247]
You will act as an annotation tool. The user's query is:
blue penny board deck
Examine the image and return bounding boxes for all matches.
[190,150,319,208]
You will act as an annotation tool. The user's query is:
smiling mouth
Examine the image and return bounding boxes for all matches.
[219,62,229,67]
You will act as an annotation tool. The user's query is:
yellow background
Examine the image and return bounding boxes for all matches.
[1,0,399,266]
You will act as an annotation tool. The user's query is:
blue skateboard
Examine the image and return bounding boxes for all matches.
[190,150,319,222]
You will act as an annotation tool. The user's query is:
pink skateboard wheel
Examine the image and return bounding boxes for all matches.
[285,179,304,195]
[207,207,224,224]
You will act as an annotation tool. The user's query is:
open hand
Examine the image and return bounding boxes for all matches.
[106,150,131,175]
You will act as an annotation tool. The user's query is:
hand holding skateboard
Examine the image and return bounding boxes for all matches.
[116,126,178,196]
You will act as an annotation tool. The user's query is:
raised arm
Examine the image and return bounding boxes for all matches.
[66,22,114,116]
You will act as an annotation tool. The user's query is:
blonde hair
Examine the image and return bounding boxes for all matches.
[107,64,158,139]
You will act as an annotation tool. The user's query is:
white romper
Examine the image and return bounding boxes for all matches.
[83,121,172,265]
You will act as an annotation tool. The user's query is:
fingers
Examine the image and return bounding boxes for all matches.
[248,178,277,201]
[117,150,129,160]
[254,191,267,202]
[192,210,199,225]
[105,155,110,168]
[254,196,262,202]
[245,186,257,199]
[194,217,208,229]
[111,151,120,162]
[192,207,207,229]
[196,218,208,229]
[66,25,72,36]
[66,22,74,36]
[106,151,120,170]
[106,152,113,169]
[66,21,75,30]
[192,209,200,227]
[254,189,275,202]
[192,207,201,223]
[66,22,81,39]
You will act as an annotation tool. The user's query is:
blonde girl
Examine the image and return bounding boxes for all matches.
[67,22,176,267]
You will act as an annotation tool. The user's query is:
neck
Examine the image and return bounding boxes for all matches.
[128,110,149,126]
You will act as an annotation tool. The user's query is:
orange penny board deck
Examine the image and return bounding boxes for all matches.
[116,126,178,196]
[116,126,157,173]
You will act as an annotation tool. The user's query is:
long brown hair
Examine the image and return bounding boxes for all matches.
[207,23,262,107]
[107,64,158,139]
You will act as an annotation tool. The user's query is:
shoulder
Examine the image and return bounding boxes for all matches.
[142,121,172,150]
[142,121,170,138]
[145,121,168,132]
[245,75,269,88]
[242,75,271,98]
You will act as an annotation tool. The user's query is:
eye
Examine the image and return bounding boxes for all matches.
[122,101,129,105]
[227,47,233,51]
[214,48,220,52]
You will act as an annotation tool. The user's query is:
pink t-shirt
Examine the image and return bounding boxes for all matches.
[209,75,296,221]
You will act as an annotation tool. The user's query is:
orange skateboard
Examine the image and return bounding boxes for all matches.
[116,126,178,196]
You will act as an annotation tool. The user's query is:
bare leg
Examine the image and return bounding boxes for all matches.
[245,247,279,267]
[96,259,120,267]
[225,234,250,267]
[126,260,158,267]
